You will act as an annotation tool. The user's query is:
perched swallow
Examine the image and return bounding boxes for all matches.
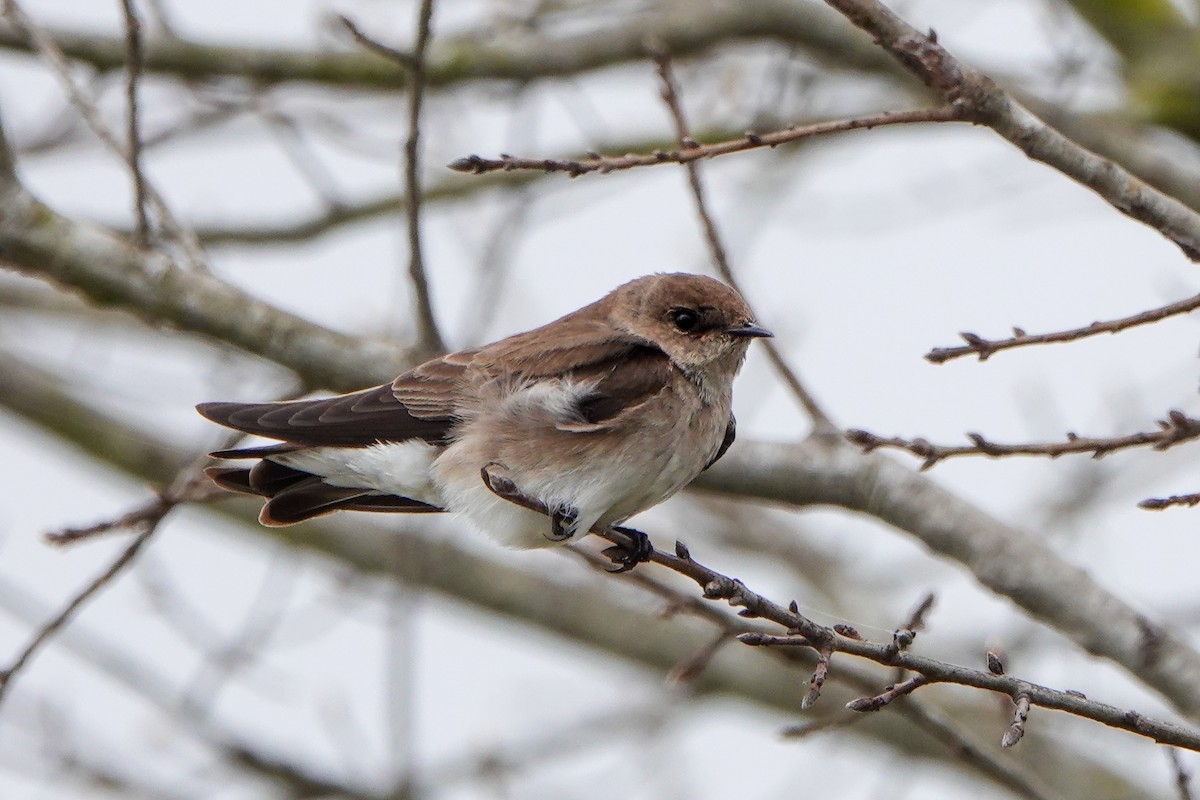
[198,273,771,570]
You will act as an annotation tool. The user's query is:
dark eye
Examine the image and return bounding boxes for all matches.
[672,308,699,332]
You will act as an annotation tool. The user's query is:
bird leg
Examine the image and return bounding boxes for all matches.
[479,462,577,542]
[478,464,650,567]
[601,525,654,573]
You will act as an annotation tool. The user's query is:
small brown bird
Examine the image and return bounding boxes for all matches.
[198,273,770,570]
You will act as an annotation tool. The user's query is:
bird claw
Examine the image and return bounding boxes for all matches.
[549,505,578,542]
[480,462,523,503]
[602,526,653,573]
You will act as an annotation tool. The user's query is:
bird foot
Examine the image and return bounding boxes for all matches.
[480,462,576,542]
[601,525,654,573]
[549,505,578,542]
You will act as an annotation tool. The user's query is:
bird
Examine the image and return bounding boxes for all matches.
[197,273,771,571]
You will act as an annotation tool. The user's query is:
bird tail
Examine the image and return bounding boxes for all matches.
[204,459,442,526]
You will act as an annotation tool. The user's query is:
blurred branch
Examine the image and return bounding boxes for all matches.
[0,182,413,392]
[1141,492,1200,511]
[0,1,899,90]
[120,0,149,248]
[337,15,416,68]
[1170,748,1195,800]
[0,348,1147,800]
[0,108,14,184]
[193,126,817,249]
[44,482,220,545]
[0,520,161,708]
[0,580,380,798]
[649,48,833,430]
[0,453,225,709]
[1,0,204,267]
[7,177,1200,722]
[401,0,444,357]
[821,0,1200,261]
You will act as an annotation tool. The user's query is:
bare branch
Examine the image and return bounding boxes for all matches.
[927,292,1200,364]
[736,620,1198,750]
[1141,493,1200,511]
[0,104,15,184]
[649,48,833,429]
[846,409,1200,469]
[401,0,443,357]
[0,522,160,708]
[820,0,1200,260]
[337,14,415,68]
[449,106,961,177]
[0,351,1146,799]
[119,0,149,248]
[1170,749,1195,800]
[1,0,206,267]
[44,483,220,545]
[845,674,928,711]
[9,181,1200,727]
[0,185,414,391]
[0,2,896,90]
[901,591,936,632]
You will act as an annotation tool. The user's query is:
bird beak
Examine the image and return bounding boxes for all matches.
[725,322,773,339]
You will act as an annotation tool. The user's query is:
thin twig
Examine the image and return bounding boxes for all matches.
[578,547,1059,800]
[648,48,834,430]
[579,521,1200,750]
[1141,492,1200,511]
[337,14,416,68]
[0,449,229,707]
[820,0,1200,261]
[847,408,1200,469]
[478,450,1200,749]
[395,2,445,357]
[665,630,731,685]
[1170,749,1195,800]
[845,673,928,711]
[0,520,161,708]
[901,591,935,631]
[927,291,1200,364]
[449,106,961,177]
[119,0,150,248]
[1,0,207,269]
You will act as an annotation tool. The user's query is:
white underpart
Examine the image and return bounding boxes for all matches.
[271,440,444,506]
[432,377,713,550]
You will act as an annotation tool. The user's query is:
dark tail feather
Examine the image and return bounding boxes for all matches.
[260,478,374,526]
[210,443,300,460]
[205,466,258,495]
[205,462,443,526]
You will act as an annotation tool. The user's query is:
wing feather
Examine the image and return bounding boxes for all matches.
[197,382,452,448]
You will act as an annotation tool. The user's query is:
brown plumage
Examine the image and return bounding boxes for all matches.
[198,273,769,542]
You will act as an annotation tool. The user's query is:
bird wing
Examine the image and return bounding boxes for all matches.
[393,315,679,432]
[704,415,736,470]
[197,381,455,449]
[199,313,676,447]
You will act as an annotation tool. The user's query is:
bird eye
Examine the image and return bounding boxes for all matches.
[672,308,699,333]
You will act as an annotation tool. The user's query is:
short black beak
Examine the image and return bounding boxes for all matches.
[726,322,773,339]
